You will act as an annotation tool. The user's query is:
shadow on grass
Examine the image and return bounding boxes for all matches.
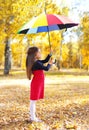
[45,71,89,76]
[0,69,89,79]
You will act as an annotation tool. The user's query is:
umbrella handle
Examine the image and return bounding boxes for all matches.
[49,43,52,52]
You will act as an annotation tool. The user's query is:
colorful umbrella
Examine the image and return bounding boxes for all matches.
[18,13,78,49]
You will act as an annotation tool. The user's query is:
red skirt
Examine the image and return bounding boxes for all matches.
[30,70,45,100]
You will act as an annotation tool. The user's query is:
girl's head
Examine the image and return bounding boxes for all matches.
[27,46,41,60]
[26,47,41,80]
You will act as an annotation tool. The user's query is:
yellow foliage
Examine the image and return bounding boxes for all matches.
[81,14,89,68]
[2,0,88,69]
[0,43,5,65]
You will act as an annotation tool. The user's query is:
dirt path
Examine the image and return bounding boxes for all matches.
[0,75,89,87]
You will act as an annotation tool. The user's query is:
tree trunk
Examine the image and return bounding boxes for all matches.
[88,66,89,72]
[59,39,62,69]
[57,60,60,70]
[79,53,82,69]
[4,37,11,75]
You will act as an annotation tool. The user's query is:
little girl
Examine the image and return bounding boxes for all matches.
[26,46,53,122]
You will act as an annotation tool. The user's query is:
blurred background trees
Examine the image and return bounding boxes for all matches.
[0,0,89,74]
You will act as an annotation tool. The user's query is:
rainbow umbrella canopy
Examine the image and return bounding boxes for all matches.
[18,13,78,49]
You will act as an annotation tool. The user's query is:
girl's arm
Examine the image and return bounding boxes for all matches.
[32,61,51,71]
[39,63,51,71]
[39,54,52,64]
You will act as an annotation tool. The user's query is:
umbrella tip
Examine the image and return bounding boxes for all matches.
[17,31,20,34]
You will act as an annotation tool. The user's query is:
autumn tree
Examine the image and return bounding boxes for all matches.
[0,0,43,74]
[80,13,89,70]
[0,0,71,72]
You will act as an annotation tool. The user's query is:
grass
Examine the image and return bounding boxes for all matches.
[0,69,26,79]
[0,70,89,130]
[0,68,89,80]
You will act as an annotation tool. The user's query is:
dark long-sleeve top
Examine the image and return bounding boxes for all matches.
[32,54,52,71]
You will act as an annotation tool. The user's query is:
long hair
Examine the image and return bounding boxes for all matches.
[26,47,39,80]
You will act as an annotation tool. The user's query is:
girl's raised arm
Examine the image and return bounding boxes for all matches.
[39,54,52,63]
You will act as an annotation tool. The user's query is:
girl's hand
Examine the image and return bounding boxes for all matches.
[48,58,53,65]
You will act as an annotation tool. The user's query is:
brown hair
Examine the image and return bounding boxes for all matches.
[26,47,39,80]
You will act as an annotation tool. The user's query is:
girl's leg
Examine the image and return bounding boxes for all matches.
[30,100,36,120]
[29,100,42,122]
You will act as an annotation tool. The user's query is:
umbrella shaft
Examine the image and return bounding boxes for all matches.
[47,31,51,51]
[45,2,51,51]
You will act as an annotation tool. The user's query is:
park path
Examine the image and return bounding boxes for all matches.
[0,75,89,87]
